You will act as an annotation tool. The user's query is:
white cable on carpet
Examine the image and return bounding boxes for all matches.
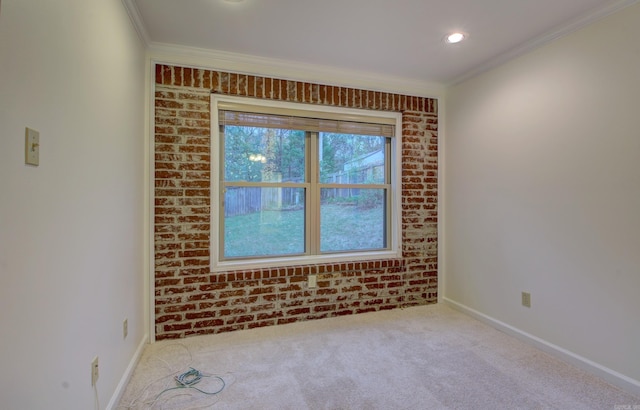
[116,343,229,410]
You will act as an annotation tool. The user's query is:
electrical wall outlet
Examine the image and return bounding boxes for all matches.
[123,318,128,339]
[522,292,531,308]
[91,356,99,386]
[308,274,317,288]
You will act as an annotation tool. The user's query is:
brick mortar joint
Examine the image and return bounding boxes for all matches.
[156,86,211,96]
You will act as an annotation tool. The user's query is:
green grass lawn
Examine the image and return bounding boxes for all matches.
[224,204,385,258]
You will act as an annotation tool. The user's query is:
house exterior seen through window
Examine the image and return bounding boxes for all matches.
[211,96,402,271]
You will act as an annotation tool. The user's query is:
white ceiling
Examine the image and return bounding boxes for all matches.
[128,0,636,88]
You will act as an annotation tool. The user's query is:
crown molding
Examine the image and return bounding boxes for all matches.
[147,43,445,99]
[449,0,640,85]
[121,0,150,46]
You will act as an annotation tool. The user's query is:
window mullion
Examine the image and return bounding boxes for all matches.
[224,181,306,188]
[309,131,320,255]
[318,183,390,190]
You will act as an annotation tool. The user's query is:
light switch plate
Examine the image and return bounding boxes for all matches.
[25,127,39,166]
[91,356,99,386]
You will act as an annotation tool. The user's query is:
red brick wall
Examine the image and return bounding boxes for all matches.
[154,64,438,340]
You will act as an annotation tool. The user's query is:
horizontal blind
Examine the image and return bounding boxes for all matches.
[219,106,395,138]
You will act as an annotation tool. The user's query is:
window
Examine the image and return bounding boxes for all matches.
[211,95,401,271]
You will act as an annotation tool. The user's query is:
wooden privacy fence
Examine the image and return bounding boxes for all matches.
[224,186,303,217]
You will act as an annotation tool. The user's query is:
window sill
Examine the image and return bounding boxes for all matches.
[211,249,402,273]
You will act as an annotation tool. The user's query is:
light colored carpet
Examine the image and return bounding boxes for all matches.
[117,304,639,409]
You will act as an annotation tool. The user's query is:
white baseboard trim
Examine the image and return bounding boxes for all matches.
[106,334,149,410]
[442,298,640,398]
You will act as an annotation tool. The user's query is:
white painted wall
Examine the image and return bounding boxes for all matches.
[445,3,640,386]
[0,1,146,408]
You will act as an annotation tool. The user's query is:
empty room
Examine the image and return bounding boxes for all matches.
[1,0,638,409]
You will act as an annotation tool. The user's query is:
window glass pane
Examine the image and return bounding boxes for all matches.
[224,187,306,258]
[223,126,306,183]
[320,188,386,252]
[319,133,386,184]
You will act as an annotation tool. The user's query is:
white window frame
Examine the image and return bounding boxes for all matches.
[211,95,402,272]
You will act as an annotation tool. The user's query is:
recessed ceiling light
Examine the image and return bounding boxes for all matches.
[445,32,466,44]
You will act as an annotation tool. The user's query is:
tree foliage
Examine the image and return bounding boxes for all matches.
[223,126,384,183]
[224,126,305,182]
